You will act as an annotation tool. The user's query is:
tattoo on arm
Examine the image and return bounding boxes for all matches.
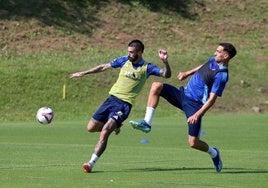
[84,64,111,75]
[160,62,171,78]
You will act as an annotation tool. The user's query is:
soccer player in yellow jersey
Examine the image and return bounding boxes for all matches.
[70,40,171,173]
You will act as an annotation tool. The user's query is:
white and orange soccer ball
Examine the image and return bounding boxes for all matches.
[36,107,54,124]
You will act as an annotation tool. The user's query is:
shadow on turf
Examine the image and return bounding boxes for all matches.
[119,167,268,174]
[221,169,268,174]
[2,165,267,174]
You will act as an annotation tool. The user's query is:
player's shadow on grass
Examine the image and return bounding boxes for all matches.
[129,167,211,172]
[221,168,268,174]
[125,167,268,174]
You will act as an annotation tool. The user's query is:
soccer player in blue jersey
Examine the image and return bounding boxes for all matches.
[130,43,237,172]
[70,40,171,173]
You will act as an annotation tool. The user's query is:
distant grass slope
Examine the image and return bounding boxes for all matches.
[0,0,267,121]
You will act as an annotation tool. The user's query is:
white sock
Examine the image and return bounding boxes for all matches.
[144,107,155,126]
[207,146,217,158]
[88,153,99,167]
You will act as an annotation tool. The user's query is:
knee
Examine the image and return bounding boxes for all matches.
[151,82,163,94]
[87,124,95,132]
[99,129,110,139]
[188,137,198,149]
[86,119,102,132]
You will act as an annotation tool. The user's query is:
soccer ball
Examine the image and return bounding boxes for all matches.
[36,107,54,124]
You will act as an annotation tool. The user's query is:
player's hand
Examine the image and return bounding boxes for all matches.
[158,49,168,62]
[114,127,120,135]
[114,123,123,135]
[187,113,200,124]
[177,72,188,81]
[70,72,84,78]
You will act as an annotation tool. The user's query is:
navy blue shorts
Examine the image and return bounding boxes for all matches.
[160,84,203,137]
[92,95,132,127]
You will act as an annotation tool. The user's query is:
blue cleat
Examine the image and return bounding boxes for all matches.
[130,120,151,133]
[212,148,222,172]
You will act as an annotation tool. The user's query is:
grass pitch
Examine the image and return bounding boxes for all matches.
[0,114,267,188]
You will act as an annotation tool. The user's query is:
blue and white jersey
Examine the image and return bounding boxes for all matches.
[184,56,228,104]
[109,55,161,78]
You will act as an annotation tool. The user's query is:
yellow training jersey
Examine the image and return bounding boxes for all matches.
[109,60,148,105]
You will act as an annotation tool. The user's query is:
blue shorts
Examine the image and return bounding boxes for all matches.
[160,84,203,137]
[92,95,132,127]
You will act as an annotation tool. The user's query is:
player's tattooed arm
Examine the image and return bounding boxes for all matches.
[158,49,171,78]
[70,63,112,78]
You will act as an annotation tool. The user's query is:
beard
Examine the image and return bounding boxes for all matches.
[128,54,138,63]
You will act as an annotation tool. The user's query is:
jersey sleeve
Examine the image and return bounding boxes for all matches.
[110,56,129,68]
[146,63,161,78]
[211,72,228,96]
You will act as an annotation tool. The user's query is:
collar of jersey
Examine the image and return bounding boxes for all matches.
[219,65,228,70]
[132,58,145,69]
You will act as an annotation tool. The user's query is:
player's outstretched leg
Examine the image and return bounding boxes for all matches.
[130,120,151,133]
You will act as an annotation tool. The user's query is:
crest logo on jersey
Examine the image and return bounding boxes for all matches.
[124,71,138,80]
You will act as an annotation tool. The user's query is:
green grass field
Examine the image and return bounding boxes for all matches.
[0,1,267,187]
[1,114,267,188]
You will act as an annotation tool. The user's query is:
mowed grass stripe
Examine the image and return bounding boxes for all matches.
[0,114,267,188]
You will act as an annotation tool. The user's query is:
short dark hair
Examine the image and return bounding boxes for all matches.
[219,43,237,59]
[128,39,144,53]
